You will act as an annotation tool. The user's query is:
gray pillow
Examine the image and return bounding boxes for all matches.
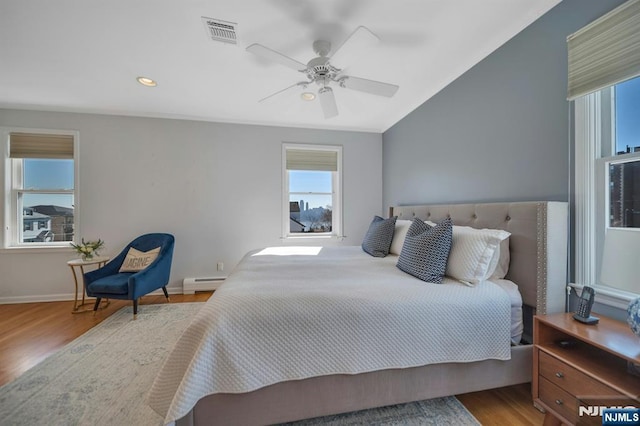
[396,218,453,283]
[362,216,397,257]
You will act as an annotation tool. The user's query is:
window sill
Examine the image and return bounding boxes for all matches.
[0,245,75,254]
[284,235,333,240]
[570,282,637,310]
[281,233,347,241]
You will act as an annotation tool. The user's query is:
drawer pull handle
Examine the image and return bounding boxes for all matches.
[555,372,564,378]
[555,399,563,406]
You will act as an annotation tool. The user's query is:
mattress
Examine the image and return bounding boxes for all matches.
[384,255,523,344]
[492,279,524,344]
[149,246,513,424]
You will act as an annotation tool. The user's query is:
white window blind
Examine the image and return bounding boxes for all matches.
[9,133,74,159]
[567,0,640,100]
[286,149,338,171]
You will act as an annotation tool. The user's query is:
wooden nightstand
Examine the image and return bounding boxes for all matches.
[533,313,640,425]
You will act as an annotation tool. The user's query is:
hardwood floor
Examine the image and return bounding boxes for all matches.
[457,383,545,425]
[0,293,545,425]
[0,292,211,386]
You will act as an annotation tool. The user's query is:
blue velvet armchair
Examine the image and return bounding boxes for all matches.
[83,233,174,318]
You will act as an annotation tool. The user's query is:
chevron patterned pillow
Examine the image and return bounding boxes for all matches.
[362,215,397,257]
[396,218,453,283]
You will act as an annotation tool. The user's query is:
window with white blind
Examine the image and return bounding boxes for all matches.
[282,143,342,238]
[571,0,640,304]
[2,129,79,247]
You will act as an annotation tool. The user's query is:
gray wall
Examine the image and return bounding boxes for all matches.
[0,109,382,302]
[382,0,625,208]
[382,0,627,320]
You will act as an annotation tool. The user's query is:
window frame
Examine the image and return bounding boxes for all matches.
[281,143,342,240]
[2,127,80,250]
[574,89,640,308]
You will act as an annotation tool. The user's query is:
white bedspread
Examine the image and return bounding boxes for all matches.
[148,246,511,424]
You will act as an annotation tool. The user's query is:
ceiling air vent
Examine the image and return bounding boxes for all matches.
[201,17,238,45]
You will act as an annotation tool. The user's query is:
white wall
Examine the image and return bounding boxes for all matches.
[0,109,382,303]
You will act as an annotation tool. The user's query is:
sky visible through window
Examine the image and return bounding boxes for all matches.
[23,159,74,208]
[289,170,332,209]
[615,76,640,154]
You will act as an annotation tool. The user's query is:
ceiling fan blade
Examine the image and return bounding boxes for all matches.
[329,26,380,67]
[318,87,338,119]
[340,75,399,98]
[246,43,307,72]
[258,82,308,103]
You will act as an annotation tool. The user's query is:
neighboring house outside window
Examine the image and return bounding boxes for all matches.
[2,129,79,248]
[22,208,53,242]
[282,143,342,239]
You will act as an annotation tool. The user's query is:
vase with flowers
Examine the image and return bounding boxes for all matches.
[70,238,105,261]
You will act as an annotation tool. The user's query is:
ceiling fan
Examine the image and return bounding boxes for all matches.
[246,26,399,119]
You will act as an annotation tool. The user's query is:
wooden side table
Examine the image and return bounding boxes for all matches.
[67,256,111,313]
[533,312,640,425]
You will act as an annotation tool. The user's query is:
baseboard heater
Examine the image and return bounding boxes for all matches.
[182,277,225,294]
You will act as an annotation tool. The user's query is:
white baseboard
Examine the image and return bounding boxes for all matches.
[0,293,76,304]
[182,277,226,295]
[0,285,184,305]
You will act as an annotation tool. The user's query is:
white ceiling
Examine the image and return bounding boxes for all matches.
[0,0,561,133]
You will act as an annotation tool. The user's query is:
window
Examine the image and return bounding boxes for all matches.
[282,144,342,238]
[574,77,640,301]
[571,0,640,303]
[608,77,640,229]
[3,130,78,247]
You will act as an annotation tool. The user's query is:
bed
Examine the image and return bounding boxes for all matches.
[149,201,568,426]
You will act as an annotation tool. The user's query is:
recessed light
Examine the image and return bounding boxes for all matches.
[137,76,157,87]
[300,92,315,101]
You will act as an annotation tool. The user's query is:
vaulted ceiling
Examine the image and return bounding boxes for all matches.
[0,0,561,132]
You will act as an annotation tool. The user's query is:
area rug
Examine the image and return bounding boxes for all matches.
[282,397,480,425]
[0,302,480,426]
[0,303,203,426]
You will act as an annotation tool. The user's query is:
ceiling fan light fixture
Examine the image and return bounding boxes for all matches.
[136,76,157,87]
[300,92,316,101]
[246,26,397,119]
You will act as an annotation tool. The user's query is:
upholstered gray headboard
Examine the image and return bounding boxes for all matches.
[389,201,568,318]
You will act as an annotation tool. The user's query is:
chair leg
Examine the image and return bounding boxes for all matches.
[93,298,101,316]
[162,286,170,302]
[133,299,138,320]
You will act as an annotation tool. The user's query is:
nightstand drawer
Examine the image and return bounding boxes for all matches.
[539,376,578,425]
[539,351,620,398]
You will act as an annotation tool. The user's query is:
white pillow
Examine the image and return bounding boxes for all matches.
[389,219,413,255]
[428,221,510,284]
[489,238,510,279]
[119,246,161,272]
